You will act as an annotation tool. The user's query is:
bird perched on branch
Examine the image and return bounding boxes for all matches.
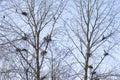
[102,35,106,40]
[102,33,112,41]
[104,50,109,56]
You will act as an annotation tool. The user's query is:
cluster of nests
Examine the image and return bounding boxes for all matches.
[16,48,47,56]
[16,34,52,56]
[41,35,52,56]
[87,50,109,58]
[3,10,52,56]
[21,34,52,44]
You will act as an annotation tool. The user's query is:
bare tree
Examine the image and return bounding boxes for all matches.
[0,0,67,80]
[45,42,73,80]
[63,0,120,80]
[1,0,120,80]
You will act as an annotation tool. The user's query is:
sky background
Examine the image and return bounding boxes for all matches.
[1,0,120,80]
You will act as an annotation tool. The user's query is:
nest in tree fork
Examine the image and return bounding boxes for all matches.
[44,35,52,43]
[41,50,47,56]
[88,65,93,69]
[22,33,28,40]
[22,12,27,16]
[22,36,28,40]
[22,48,28,52]
[16,48,21,52]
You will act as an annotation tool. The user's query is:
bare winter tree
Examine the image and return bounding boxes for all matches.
[45,42,73,80]
[1,0,120,80]
[63,0,120,80]
[0,0,67,80]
